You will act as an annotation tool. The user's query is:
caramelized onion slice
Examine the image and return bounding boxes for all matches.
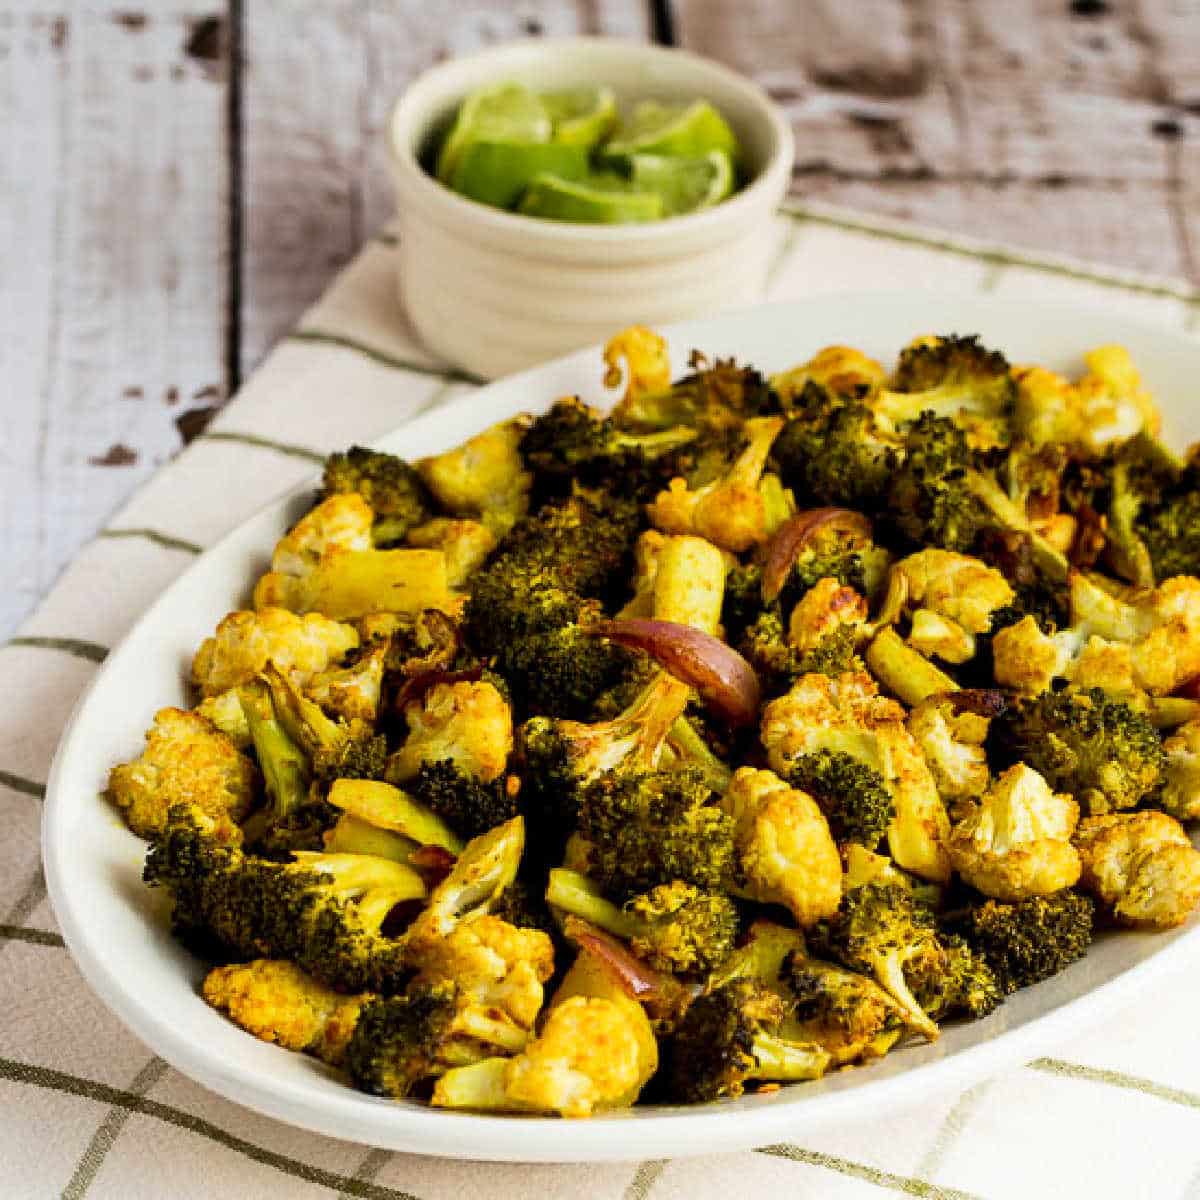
[394,666,484,711]
[761,508,873,604]
[562,917,670,1000]
[588,618,761,727]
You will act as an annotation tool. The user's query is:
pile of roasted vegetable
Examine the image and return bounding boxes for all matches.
[109,326,1200,1117]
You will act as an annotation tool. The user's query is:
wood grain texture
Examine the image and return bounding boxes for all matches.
[670,0,1200,280]
[5,0,1198,642]
[239,0,652,375]
[1,3,229,638]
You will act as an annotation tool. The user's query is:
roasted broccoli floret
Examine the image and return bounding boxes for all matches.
[886,413,989,552]
[408,759,519,842]
[664,979,830,1102]
[520,671,692,845]
[322,446,434,545]
[783,954,909,1064]
[546,870,737,975]
[611,353,779,435]
[875,334,1015,440]
[520,397,696,499]
[1136,465,1200,583]
[807,882,946,1040]
[464,494,640,717]
[504,623,643,720]
[1100,436,1200,584]
[576,766,735,899]
[143,805,425,994]
[344,981,528,1099]
[770,382,900,510]
[990,688,1165,814]
[739,614,858,699]
[915,935,1003,1020]
[944,892,1095,994]
[787,749,894,849]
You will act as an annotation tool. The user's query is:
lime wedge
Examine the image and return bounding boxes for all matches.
[449,141,589,209]
[603,99,739,161]
[435,83,552,183]
[542,86,619,148]
[518,173,664,223]
[629,150,735,215]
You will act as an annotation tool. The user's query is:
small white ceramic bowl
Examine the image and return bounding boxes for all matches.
[387,37,794,380]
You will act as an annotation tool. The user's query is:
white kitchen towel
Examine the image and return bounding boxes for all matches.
[4,203,1200,1200]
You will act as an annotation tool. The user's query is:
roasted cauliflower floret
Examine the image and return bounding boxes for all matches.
[878,549,1015,642]
[995,573,1200,699]
[604,325,672,405]
[253,494,457,620]
[407,914,554,1032]
[788,577,869,653]
[405,518,497,587]
[906,693,994,802]
[908,609,977,664]
[648,416,785,552]
[303,643,386,724]
[770,344,887,404]
[1075,811,1200,929]
[202,960,366,1066]
[761,672,952,882]
[991,615,1071,696]
[1075,345,1160,451]
[191,608,359,697]
[387,680,513,785]
[650,534,729,633]
[432,995,646,1118]
[269,493,374,577]
[1160,720,1200,821]
[108,707,256,841]
[947,764,1081,901]
[194,688,252,749]
[761,670,906,771]
[1013,364,1082,448]
[416,418,531,537]
[503,996,645,1117]
[721,767,842,927]
[1013,346,1158,453]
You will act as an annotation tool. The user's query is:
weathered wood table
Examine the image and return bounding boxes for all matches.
[4,0,1198,637]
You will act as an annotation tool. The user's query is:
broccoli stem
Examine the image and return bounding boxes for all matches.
[240,682,311,822]
[546,869,640,941]
[323,813,421,863]
[865,629,959,707]
[868,952,939,1041]
[748,1035,830,1081]
[667,717,733,793]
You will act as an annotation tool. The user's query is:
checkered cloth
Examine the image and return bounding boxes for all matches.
[5,207,1200,1200]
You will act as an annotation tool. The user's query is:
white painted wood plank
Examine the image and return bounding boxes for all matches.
[670,0,1199,282]
[240,0,653,376]
[0,4,229,640]
[0,6,63,635]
